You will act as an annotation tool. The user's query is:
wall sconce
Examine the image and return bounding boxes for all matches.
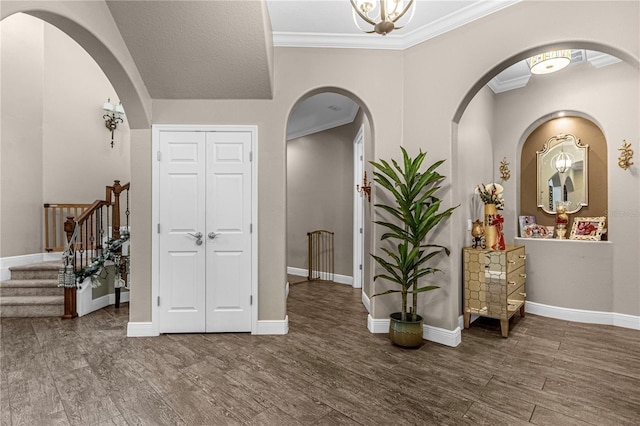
[618,140,634,170]
[499,157,511,181]
[357,171,372,202]
[103,99,125,148]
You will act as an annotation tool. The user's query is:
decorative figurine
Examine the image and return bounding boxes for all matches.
[556,202,569,239]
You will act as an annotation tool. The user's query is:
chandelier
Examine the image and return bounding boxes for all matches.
[528,50,572,75]
[350,0,416,35]
[554,149,573,173]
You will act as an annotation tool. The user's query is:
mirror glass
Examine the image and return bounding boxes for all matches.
[536,133,588,214]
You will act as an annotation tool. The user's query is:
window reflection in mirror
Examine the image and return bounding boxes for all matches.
[536,134,588,214]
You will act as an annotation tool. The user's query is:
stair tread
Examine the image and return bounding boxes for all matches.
[0,279,59,288]
[9,261,60,272]
[0,295,64,305]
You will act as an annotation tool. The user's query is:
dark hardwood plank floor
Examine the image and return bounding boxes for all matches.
[2,279,639,425]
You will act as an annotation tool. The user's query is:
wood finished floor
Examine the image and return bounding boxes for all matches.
[2,279,640,426]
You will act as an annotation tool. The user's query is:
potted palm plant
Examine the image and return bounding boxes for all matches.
[371,147,457,347]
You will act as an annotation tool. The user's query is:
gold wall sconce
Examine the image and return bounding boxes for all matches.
[103,99,125,148]
[618,140,634,170]
[357,171,372,202]
[499,157,511,181]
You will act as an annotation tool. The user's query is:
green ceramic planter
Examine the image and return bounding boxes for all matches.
[389,312,424,348]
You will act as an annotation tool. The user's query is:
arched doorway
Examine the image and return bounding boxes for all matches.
[285,88,375,317]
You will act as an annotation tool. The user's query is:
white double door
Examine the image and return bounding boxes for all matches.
[158,130,252,333]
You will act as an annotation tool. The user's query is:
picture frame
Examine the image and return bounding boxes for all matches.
[569,217,606,240]
[522,223,554,239]
[519,215,536,237]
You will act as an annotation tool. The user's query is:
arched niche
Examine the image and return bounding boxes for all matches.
[520,116,608,229]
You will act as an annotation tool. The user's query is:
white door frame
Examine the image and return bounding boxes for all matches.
[352,125,365,289]
[151,124,258,335]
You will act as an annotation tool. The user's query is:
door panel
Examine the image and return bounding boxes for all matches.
[206,131,252,332]
[159,131,206,333]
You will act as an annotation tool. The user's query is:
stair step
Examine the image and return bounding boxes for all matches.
[0,295,64,317]
[9,262,60,280]
[0,280,63,297]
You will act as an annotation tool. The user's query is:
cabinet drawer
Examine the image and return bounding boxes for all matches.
[507,246,526,271]
[507,285,526,314]
[506,267,526,296]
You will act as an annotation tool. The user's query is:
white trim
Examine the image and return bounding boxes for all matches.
[127,322,158,337]
[272,1,518,50]
[367,315,461,347]
[424,324,461,347]
[286,105,359,141]
[287,266,307,278]
[367,314,389,334]
[353,124,365,290]
[0,252,61,281]
[361,291,371,313]
[152,125,259,335]
[526,302,640,330]
[286,266,352,286]
[76,277,130,317]
[255,315,289,335]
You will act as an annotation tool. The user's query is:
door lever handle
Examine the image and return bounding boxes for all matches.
[208,232,219,240]
[188,232,203,239]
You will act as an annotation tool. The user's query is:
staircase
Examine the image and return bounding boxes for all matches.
[0,261,64,317]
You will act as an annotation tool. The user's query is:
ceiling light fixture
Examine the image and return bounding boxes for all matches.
[350,0,416,36]
[528,50,572,75]
[554,149,573,174]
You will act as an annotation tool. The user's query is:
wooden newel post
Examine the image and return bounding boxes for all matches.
[62,216,78,319]
[112,180,123,308]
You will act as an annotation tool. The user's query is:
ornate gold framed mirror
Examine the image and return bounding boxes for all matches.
[536,133,589,214]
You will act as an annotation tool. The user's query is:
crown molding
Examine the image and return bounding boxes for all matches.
[272,1,519,50]
[488,71,531,94]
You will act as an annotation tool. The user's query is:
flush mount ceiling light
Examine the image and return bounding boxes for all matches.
[350,0,416,36]
[528,50,572,75]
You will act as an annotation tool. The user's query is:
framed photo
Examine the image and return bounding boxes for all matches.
[523,223,553,239]
[569,217,606,240]
[519,215,536,237]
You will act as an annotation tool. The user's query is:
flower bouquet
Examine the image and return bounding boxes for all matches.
[475,182,505,209]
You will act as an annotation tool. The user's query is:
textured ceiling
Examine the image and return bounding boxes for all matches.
[106,0,273,99]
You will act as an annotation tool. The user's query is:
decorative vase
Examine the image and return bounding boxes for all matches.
[484,204,498,250]
[389,312,424,348]
[556,201,570,239]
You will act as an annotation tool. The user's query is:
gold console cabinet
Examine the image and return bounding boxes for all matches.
[463,245,526,337]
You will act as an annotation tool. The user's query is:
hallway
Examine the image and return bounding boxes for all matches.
[2,280,639,425]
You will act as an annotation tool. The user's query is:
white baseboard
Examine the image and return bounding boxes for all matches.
[425,324,461,347]
[127,322,158,337]
[362,291,371,313]
[287,266,353,286]
[526,301,640,330]
[367,314,461,347]
[255,315,289,335]
[1,253,61,281]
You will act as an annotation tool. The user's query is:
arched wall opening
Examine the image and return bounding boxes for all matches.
[453,40,639,326]
[285,87,375,320]
[0,12,133,259]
